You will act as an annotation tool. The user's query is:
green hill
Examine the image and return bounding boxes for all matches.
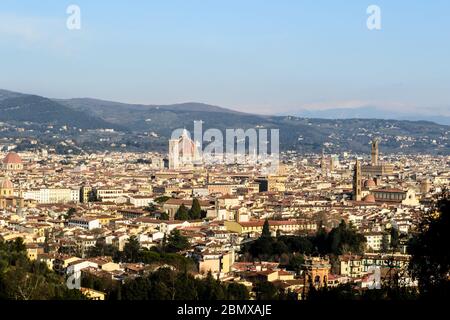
[0,89,448,155]
[0,94,124,130]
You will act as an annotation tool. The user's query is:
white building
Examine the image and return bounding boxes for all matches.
[95,188,127,202]
[22,188,80,204]
[159,221,190,234]
[68,217,100,230]
[365,232,390,251]
[66,260,98,276]
[129,195,154,207]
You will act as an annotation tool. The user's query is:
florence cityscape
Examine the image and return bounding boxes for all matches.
[0,1,449,315]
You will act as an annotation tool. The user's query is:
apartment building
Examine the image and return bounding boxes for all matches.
[339,255,364,278]
[68,217,100,230]
[224,219,317,235]
[129,195,154,207]
[22,188,80,204]
[365,232,390,251]
[95,188,127,202]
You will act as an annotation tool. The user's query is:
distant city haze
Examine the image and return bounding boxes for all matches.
[0,1,449,119]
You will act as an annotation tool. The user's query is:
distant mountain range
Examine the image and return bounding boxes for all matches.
[280,106,450,126]
[0,89,448,155]
[0,90,124,131]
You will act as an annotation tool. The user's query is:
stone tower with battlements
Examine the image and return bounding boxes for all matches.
[353,159,362,201]
[371,139,379,166]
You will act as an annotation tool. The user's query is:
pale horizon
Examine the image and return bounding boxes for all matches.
[1,1,449,118]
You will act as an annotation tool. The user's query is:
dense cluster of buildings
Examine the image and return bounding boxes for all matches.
[0,136,448,299]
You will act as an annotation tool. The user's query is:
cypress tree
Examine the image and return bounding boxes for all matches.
[189,198,202,220]
[261,219,271,238]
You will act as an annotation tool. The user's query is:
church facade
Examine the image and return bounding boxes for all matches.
[168,130,201,170]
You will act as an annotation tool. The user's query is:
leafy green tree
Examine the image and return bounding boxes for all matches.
[329,228,342,254]
[390,227,399,251]
[226,282,250,300]
[175,204,189,221]
[313,226,329,254]
[197,272,225,300]
[121,276,151,300]
[119,268,249,301]
[157,212,170,220]
[166,229,190,253]
[88,191,97,202]
[272,240,289,256]
[254,281,278,300]
[66,207,77,219]
[408,190,450,298]
[86,242,121,261]
[81,272,119,299]
[139,250,196,272]
[154,196,170,204]
[144,203,157,213]
[279,235,313,254]
[381,233,390,253]
[0,238,86,300]
[307,283,357,301]
[123,236,141,262]
[287,254,305,274]
[326,220,366,255]
[278,288,299,300]
[242,221,366,268]
[248,237,274,261]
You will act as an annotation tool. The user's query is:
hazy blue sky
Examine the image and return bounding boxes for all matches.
[1,0,449,115]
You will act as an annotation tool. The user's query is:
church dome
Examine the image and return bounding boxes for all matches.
[364,179,376,188]
[3,152,22,164]
[363,194,376,203]
[0,179,13,189]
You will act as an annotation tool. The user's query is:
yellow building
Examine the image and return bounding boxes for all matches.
[92,214,116,226]
[80,186,93,203]
[0,178,13,196]
[198,250,234,275]
[302,257,331,288]
[278,270,295,281]
[267,175,287,192]
[26,244,44,261]
[95,187,126,202]
[242,269,294,283]
[17,223,48,237]
[80,288,106,300]
[0,232,28,242]
[207,183,240,195]
[339,255,364,278]
[53,256,82,273]
[0,178,24,209]
[224,220,317,235]
[371,188,419,206]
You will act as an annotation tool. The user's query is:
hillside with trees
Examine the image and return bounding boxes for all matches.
[0,89,448,155]
[0,238,85,300]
